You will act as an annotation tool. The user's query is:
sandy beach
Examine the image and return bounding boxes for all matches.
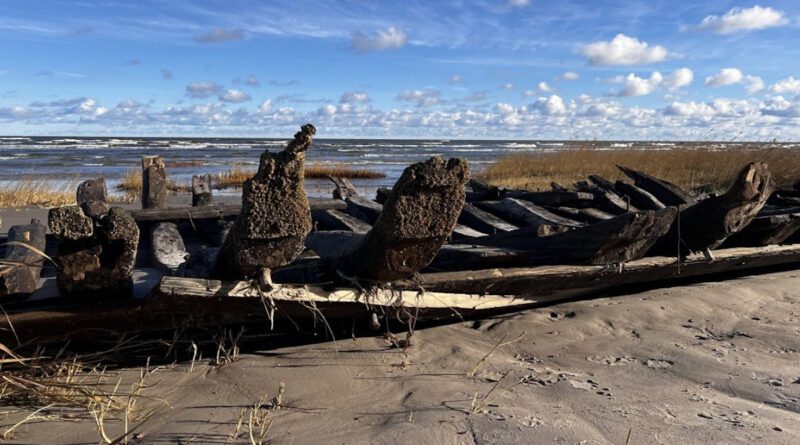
[2,268,798,444]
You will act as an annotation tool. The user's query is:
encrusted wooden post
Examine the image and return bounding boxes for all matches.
[192,174,213,207]
[0,219,47,297]
[216,124,316,279]
[142,156,167,209]
[49,203,139,299]
[76,177,110,218]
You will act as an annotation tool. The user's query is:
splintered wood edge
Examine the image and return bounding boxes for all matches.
[156,276,534,311]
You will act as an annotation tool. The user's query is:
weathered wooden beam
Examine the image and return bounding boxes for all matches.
[333,157,469,283]
[327,176,358,200]
[451,224,486,240]
[427,244,526,271]
[466,179,502,201]
[458,203,519,234]
[617,165,696,207]
[217,124,316,279]
[650,162,774,257]
[396,244,800,297]
[614,180,666,211]
[471,208,677,266]
[0,220,46,297]
[312,209,372,233]
[550,206,614,223]
[476,198,584,228]
[142,156,167,209]
[132,199,345,223]
[191,174,213,207]
[721,213,800,247]
[344,196,383,224]
[575,181,637,215]
[505,190,595,208]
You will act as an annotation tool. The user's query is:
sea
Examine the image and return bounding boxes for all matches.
[0,136,781,198]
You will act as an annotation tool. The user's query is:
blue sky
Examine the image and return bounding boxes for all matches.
[1,0,799,139]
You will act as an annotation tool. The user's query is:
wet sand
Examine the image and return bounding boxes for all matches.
[3,269,799,444]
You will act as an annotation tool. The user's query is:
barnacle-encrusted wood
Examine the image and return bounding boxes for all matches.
[217,124,316,278]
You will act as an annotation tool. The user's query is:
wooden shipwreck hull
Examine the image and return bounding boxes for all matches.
[2,126,800,345]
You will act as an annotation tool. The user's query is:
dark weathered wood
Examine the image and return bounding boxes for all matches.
[617,165,696,207]
[312,209,372,233]
[466,179,502,201]
[476,198,584,228]
[759,206,800,217]
[458,203,519,234]
[375,187,392,204]
[614,180,665,211]
[767,190,800,208]
[575,181,637,215]
[721,213,800,247]
[142,156,167,209]
[427,244,526,271]
[4,244,800,343]
[333,157,469,283]
[471,208,677,265]
[76,177,109,217]
[551,206,614,223]
[588,174,616,191]
[451,224,487,240]
[217,124,315,278]
[305,231,362,260]
[394,244,800,297]
[192,174,213,207]
[328,176,358,200]
[150,222,188,273]
[504,190,595,207]
[650,162,774,257]
[0,220,46,297]
[132,199,345,223]
[344,196,383,224]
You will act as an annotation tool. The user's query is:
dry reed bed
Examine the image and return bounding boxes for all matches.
[0,180,132,209]
[479,147,800,193]
[213,164,385,189]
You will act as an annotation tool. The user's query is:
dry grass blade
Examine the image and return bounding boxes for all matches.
[468,331,527,378]
[0,241,58,268]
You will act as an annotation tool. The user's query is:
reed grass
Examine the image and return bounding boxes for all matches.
[213,163,385,190]
[0,180,132,208]
[479,146,800,193]
[115,169,188,193]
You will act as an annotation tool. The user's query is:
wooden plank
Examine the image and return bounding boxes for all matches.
[142,156,167,209]
[192,174,213,207]
[132,199,346,222]
[721,213,800,247]
[344,196,383,224]
[327,176,358,200]
[458,203,519,234]
[614,180,666,210]
[476,198,584,228]
[312,209,372,233]
[617,165,696,207]
[505,190,595,207]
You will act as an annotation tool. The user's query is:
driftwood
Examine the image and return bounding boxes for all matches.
[451,224,487,240]
[0,220,46,297]
[150,222,188,273]
[49,206,139,299]
[650,162,774,257]
[217,124,316,278]
[312,209,372,233]
[551,206,614,223]
[476,198,584,228]
[375,187,392,204]
[142,156,168,209]
[328,176,358,200]
[76,178,109,218]
[428,244,526,271]
[466,179,502,201]
[459,203,519,234]
[721,213,800,247]
[471,208,677,266]
[332,157,469,283]
[344,196,383,224]
[614,181,665,210]
[132,199,345,223]
[617,165,696,207]
[192,174,213,207]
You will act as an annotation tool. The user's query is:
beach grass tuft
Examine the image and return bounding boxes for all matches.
[479,146,800,193]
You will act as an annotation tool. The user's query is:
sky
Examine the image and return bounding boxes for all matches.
[1,0,799,140]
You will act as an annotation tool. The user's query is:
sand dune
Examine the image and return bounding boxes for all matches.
[3,269,799,444]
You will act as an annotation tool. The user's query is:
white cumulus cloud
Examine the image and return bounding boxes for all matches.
[352,26,407,52]
[537,81,553,93]
[340,91,370,103]
[699,5,788,34]
[663,68,694,89]
[396,89,440,106]
[744,75,765,94]
[770,76,800,95]
[705,68,743,87]
[580,34,668,66]
[559,71,580,81]
[219,89,251,103]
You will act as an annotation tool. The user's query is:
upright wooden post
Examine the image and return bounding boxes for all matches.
[0,219,47,297]
[192,174,213,207]
[142,156,167,209]
[76,177,110,218]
